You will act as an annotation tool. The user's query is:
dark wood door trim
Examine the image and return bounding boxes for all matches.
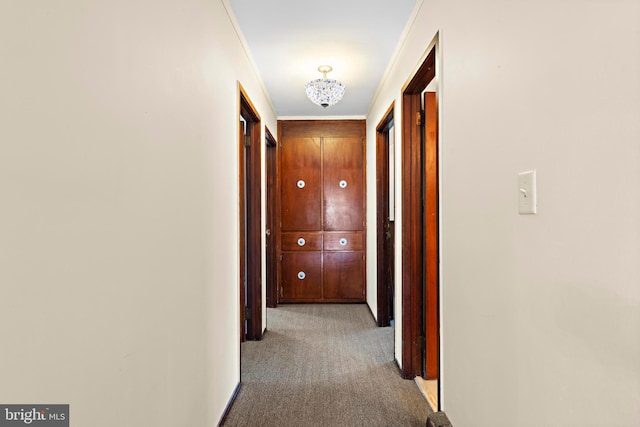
[400,47,437,379]
[239,118,246,343]
[265,127,278,309]
[239,83,262,341]
[376,102,395,327]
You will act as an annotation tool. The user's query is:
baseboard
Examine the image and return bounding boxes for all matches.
[393,358,403,375]
[217,382,242,426]
[365,302,378,325]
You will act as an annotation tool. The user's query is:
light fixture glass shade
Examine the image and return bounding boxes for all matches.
[305,66,345,108]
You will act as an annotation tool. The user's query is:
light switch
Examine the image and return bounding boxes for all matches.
[518,170,537,215]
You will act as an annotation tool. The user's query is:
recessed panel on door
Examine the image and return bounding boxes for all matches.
[281,137,321,231]
[323,232,364,251]
[323,252,365,301]
[281,252,322,301]
[323,137,364,231]
[281,232,323,251]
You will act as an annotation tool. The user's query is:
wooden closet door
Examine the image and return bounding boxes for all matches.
[278,121,366,303]
[281,137,321,231]
[323,137,364,231]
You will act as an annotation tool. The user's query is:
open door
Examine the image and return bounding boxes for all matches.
[423,91,439,380]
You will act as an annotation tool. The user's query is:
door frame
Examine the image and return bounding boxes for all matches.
[238,83,263,341]
[376,102,395,327]
[265,127,278,309]
[400,42,439,379]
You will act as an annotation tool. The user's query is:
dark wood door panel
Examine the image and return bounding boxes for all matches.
[281,232,323,251]
[323,252,365,301]
[281,252,323,301]
[281,137,322,231]
[278,120,366,303]
[323,232,364,251]
[424,91,439,379]
[280,120,365,138]
[323,137,364,231]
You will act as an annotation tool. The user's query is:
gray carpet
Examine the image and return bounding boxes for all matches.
[223,304,432,426]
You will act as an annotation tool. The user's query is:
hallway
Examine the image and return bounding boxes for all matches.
[2,1,639,426]
[223,305,431,426]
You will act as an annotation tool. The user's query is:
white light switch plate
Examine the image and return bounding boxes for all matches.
[518,170,537,215]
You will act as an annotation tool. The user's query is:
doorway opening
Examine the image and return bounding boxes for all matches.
[400,38,440,411]
[239,83,263,342]
[265,127,278,310]
[376,103,396,327]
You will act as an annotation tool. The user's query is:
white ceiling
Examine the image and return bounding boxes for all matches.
[226,0,418,118]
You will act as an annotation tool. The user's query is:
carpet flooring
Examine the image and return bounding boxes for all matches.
[222,304,432,426]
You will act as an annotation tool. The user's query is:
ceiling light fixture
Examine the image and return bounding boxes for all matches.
[305,65,345,108]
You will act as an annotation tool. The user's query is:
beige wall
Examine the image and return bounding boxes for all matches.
[0,0,275,425]
[367,0,640,425]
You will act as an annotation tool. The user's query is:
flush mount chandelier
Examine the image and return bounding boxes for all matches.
[305,65,345,108]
